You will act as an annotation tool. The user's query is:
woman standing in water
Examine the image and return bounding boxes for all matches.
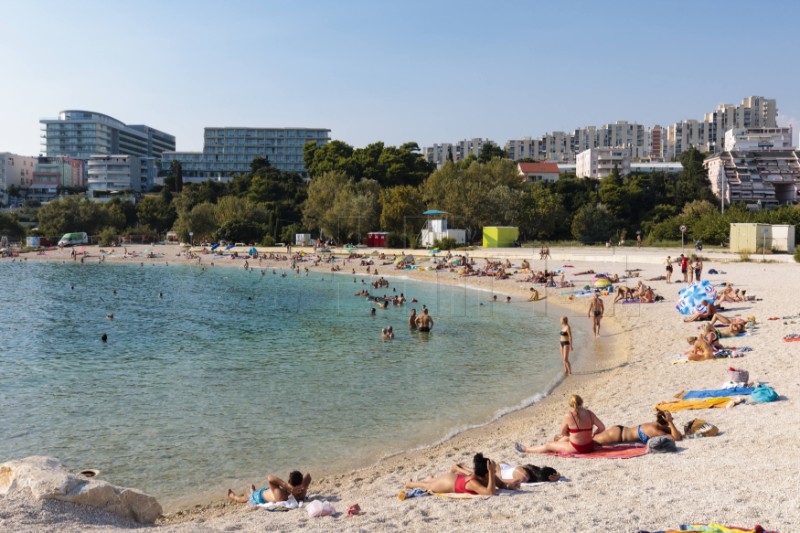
[559,316,573,376]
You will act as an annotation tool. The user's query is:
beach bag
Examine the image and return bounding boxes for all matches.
[306,500,336,518]
[647,436,676,453]
[727,367,749,383]
[684,419,719,439]
[750,384,778,403]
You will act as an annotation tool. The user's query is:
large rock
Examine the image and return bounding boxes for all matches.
[0,456,162,524]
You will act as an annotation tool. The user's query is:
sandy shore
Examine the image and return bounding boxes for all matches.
[1,244,797,532]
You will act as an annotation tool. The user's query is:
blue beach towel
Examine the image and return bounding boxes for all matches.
[682,387,754,400]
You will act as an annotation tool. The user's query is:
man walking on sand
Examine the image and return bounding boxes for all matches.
[588,292,604,337]
[680,254,689,283]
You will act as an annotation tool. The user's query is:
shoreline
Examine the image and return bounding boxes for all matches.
[2,245,795,531]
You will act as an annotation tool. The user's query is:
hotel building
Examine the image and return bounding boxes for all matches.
[161,127,331,182]
[40,110,175,161]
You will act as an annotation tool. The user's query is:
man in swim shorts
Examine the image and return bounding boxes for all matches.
[228,470,312,505]
[416,308,434,332]
[588,292,604,337]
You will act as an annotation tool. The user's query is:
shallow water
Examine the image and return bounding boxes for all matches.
[0,260,569,511]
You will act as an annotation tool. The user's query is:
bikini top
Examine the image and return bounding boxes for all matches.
[568,412,592,433]
[560,329,569,337]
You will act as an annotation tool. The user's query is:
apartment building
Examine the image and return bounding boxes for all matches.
[40,110,175,161]
[0,153,38,206]
[724,127,793,152]
[576,147,631,179]
[87,155,157,202]
[28,157,86,203]
[423,138,493,167]
[705,150,800,206]
[666,96,777,159]
[162,127,330,182]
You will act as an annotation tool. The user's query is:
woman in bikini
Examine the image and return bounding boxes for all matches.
[559,316,573,376]
[593,410,682,445]
[451,462,560,488]
[515,394,605,454]
[404,452,497,496]
[702,323,724,350]
[665,255,673,284]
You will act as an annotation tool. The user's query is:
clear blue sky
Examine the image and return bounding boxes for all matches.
[2,0,799,155]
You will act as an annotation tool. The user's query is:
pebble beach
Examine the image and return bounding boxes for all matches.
[1,244,796,532]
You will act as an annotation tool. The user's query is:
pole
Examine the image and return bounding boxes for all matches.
[681,232,684,255]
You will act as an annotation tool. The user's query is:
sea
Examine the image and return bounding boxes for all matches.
[0,259,573,511]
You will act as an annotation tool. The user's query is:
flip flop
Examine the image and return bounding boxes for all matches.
[514,442,526,453]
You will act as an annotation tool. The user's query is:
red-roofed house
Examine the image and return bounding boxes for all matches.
[517,162,560,183]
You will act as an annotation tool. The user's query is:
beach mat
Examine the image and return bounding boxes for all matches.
[547,444,647,459]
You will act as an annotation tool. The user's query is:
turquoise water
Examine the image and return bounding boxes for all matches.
[0,260,568,511]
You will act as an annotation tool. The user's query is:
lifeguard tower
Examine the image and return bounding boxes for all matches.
[419,210,466,247]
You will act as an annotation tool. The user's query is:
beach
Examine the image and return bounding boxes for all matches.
[1,244,797,532]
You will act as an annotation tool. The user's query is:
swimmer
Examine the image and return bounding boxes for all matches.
[101,334,108,343]
[416,308,434,332]
[106,313,114,319]
[409,309,418,329]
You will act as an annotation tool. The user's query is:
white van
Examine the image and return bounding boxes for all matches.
[58,232,89,247]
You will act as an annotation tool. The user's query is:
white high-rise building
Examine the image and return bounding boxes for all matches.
[423,138,497,167]
[667,96,777,159]
[0,153,38,206]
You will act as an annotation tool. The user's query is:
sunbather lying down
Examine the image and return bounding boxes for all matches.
[593,410,682,445]
[452,462,560,488]
[405,453,498,496]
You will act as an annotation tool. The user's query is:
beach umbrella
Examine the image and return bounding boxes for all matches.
[249,247,257,256]
[394,254,414,265]
[593,278,611,288]
[675,280,717,315]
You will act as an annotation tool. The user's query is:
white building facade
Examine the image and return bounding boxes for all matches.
[87,155,156,202]
[723,127,793,152]
[576,148,631,179]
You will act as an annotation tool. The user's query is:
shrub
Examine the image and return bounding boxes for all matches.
[260,235,276,247]
[98,226,118,246]
[737,250,751,262]
[433,237,457,250]
[794,246,800,264]
[407,234,419,249]
[386,232,405,249]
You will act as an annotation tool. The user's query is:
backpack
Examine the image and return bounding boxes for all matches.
[750,384,778,403]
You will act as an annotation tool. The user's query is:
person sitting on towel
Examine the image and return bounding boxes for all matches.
[404,453,497,496]
[515,394,605,455]
[683,300,718,322]
[593,410,682,445]
[451,462,560,488]
[227,470,312,505]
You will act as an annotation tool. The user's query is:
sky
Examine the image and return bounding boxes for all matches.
[2,0,799,155]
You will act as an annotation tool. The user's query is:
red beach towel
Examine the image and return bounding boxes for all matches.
[548,444,647,459]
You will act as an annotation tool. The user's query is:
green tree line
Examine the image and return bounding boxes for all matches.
[18,144,800,247]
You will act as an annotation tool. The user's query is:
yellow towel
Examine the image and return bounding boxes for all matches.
[655,397,742,412]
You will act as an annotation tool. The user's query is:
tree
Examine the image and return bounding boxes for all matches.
[137,196,177,233]
[518,184,568,240]
[168,160,184,193]
[571,203,616,244]
[0,212,25,240]
[478,142,506,163]
[379,185,425,235]
[303,170,349,234]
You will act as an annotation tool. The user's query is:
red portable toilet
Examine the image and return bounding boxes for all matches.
[367,232,388,247]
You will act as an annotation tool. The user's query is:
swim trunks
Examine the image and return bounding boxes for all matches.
[593,310,602,317]
[419,326,431,332]
[248,488,268,505]
[560,341,570,347]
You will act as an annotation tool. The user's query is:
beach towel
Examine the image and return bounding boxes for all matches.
[680,524,777,532]
[656,397,745,412]
[257,494,300,511]
[548,444,647,459]
[783,334,800,342]
[679,387,753,400]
